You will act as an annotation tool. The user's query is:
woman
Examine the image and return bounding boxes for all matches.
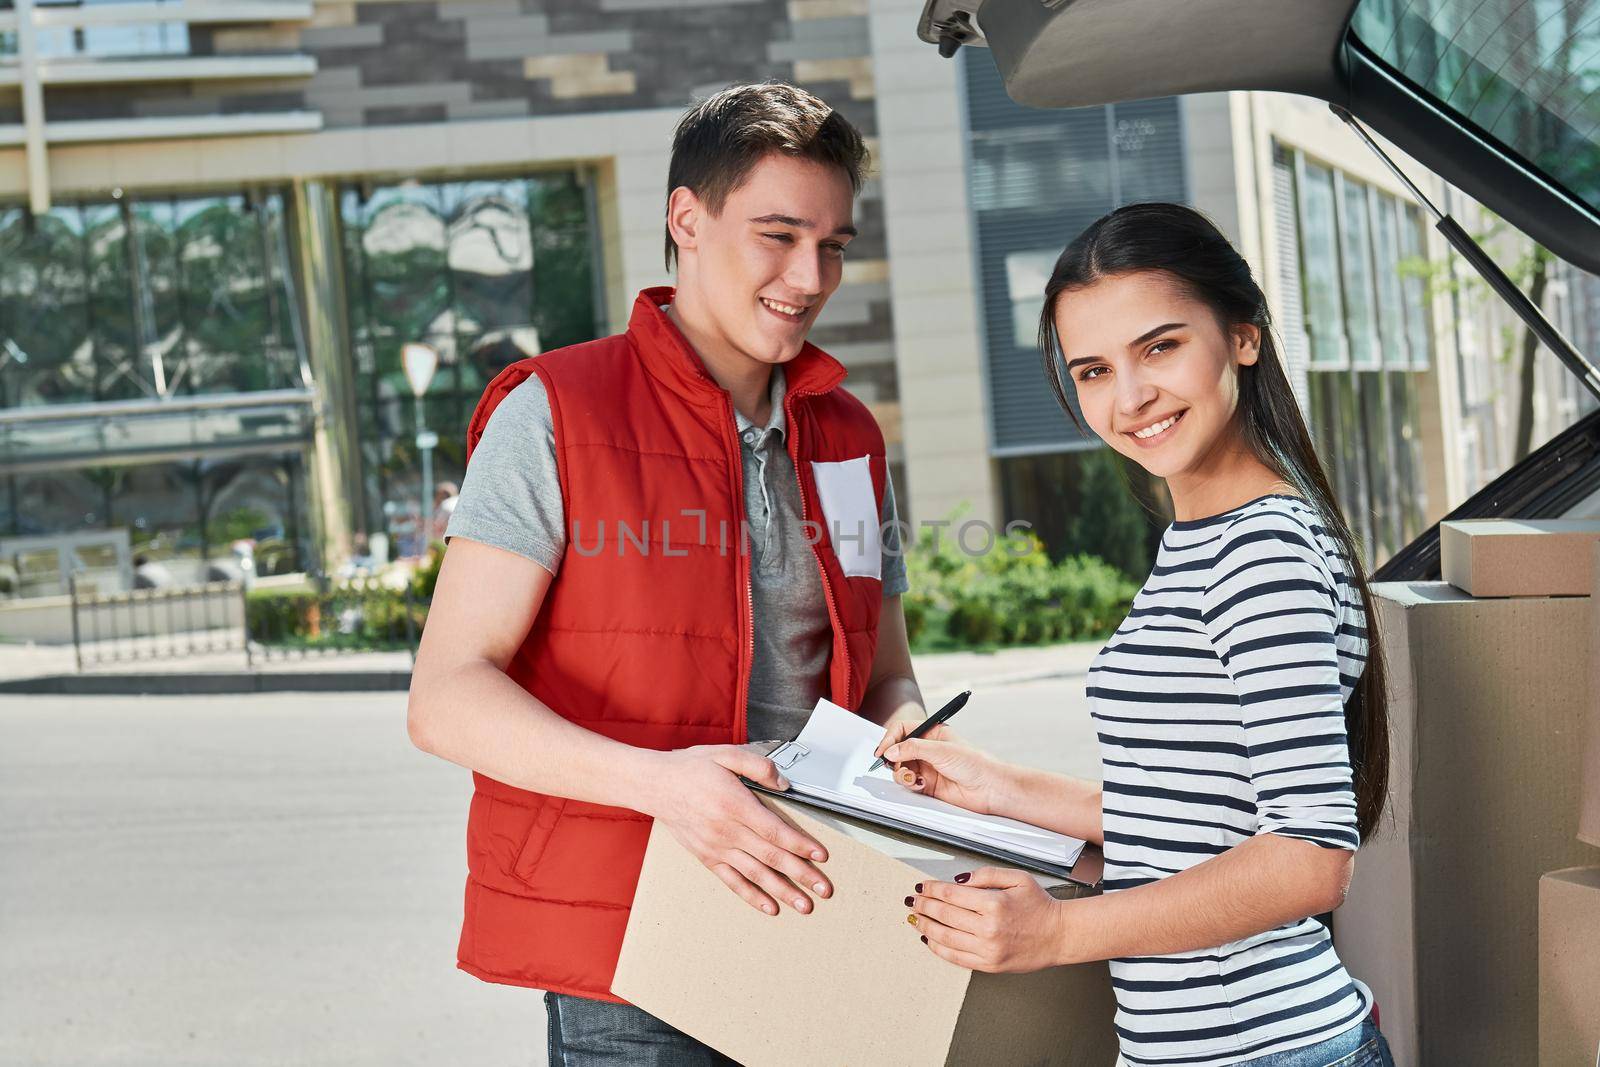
[876,203,1394,1067]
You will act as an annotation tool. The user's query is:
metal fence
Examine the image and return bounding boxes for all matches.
[67,576,429,672]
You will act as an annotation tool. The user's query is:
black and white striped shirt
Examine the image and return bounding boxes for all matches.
[1088,494,1372,1066]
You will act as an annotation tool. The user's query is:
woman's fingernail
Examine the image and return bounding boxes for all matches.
[915,776,924,787]
[777,776,790,790]
[904,895,914,906]
[815,882,828,894]
[763,904,775,914]
[920,935,928,944]
[812,850,826,861]
[914,883,923,893]
[907,914,918,927]
[955,872,971,884]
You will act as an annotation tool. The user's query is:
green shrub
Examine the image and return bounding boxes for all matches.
[901,514,1137,652]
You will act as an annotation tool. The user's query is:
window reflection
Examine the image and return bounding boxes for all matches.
[339,168,601,547]
[1,453,311,583]
[0,188,302,408]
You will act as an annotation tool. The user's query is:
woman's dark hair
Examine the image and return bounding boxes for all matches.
[1036,201,1390,841]
[664,81,869,271]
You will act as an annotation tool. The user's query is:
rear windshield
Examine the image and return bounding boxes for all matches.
[1348,0,1599,217]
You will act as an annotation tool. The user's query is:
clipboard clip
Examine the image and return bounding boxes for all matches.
[767,740,810,771]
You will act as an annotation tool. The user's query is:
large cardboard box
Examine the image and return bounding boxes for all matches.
[1440,519,1600,598]
[1583,544,1600,849]
[1539,867,1600,1067]
[612,793,1118,1066]
[1335,582,1596,1066]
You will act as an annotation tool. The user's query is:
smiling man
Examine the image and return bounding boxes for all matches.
[406,82,924,1064]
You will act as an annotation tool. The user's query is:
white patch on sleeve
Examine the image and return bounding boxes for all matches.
[810,456,882,580]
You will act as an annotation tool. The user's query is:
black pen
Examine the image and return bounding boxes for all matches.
[868,690,972,773]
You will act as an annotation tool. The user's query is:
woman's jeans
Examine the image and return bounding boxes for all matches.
[1234,1013,1395,1067]
[545,991,740,1067]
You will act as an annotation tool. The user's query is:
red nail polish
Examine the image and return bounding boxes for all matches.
[915,776,924,786]
[955,872,971,883]
[904,895,913,906]
[920,934,928,944]
[914,883,923,893]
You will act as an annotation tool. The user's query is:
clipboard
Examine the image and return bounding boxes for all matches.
[742,740,1104,889]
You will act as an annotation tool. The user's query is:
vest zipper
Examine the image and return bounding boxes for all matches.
[784,387,853,710]
[714,391,755,745]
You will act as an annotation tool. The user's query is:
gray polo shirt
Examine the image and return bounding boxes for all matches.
[445,363,908,744]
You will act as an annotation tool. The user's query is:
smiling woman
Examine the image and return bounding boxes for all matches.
[879,202,1396,1067]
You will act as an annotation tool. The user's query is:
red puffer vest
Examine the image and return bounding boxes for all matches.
[453,286,887,1001]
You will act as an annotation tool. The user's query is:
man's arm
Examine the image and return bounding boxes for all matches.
[857,595,924,728]
[407,537,835,916]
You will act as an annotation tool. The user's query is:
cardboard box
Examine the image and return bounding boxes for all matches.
[1335,582,1597,1067]
[1583,544,1600,849]
[1539,867,1600,1067]
[1440,519,1600,598]
[612,793,1118,1067]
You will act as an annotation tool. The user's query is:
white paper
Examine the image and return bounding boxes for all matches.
[809,457,882,580]
[776,699,1086,869]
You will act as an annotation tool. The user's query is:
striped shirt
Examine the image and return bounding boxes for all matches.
[1088,494,1372,1066]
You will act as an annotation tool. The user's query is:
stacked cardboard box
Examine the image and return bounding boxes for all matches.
[1335,523,1600,1065]
[612,793,1118,1066]
[1534,541,1600,1067]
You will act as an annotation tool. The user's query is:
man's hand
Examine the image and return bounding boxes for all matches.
[638,745,832,916]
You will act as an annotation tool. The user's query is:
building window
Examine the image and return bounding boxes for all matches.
[1279,143,1433,567]
[339,168,603,545]
[961,48,1186,456]
[1297,160,1348,368]
[0,188,303,409]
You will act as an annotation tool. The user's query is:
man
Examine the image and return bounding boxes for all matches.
[407,82,926,1063]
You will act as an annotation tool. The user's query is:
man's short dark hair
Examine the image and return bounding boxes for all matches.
[664,81,868,271]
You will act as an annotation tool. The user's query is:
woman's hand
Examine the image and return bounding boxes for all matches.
[872,720,1008,815]
[906,868,1074,973]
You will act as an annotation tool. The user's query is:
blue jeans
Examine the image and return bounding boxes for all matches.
[545,992,742,1066]
[1234,1014,1394,1067]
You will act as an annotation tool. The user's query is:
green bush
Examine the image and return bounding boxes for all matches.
[901,516,1137,652]
[245,580,425,649]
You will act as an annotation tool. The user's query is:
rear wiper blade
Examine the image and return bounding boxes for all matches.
[1332,104,1600,404]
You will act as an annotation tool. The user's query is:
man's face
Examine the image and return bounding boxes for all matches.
[672,152,856,365]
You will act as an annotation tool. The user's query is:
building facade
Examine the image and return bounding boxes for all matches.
[1,0,1592,596]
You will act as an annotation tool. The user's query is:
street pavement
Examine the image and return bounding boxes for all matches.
[0,643,1104,1066]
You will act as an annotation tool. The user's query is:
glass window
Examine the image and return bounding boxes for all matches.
[1005,250,1057,349]
[1337,174,1382,369]
[961,47,1186,454]
[6,1,191,59]
[1349,0,1600,218]
[2,453,311,580]
[340,168,602,546]
[1297,161,1349,368]
[0,188,303,408]
[1370,191,1411,368]
[1397,203,1433,370]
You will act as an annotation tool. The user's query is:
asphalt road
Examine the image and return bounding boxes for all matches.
[0,663,1101,1066]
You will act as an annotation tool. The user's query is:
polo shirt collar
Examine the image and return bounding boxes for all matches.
[734,364,787,441]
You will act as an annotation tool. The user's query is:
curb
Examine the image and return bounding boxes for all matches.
[0,671,412,695]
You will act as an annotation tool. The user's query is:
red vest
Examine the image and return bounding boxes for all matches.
[453,286,887,1001]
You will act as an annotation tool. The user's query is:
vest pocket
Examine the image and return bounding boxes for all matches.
[510,793,568,884]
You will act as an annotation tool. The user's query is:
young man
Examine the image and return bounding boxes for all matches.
[407,82,925,1063]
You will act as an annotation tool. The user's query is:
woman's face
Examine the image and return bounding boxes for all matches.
[1054,270,1259,482]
